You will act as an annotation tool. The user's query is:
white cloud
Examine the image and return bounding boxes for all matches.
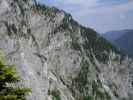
[74,1,133,17]
[54,0,99,7]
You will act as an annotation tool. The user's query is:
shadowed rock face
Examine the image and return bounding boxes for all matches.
[0,0,133,100]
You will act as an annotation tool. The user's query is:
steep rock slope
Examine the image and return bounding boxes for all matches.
[0,0,133,100]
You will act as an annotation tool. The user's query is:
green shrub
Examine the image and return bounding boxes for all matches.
[0,51,31,100]
[83,96,93,100]
[48,89,61,100]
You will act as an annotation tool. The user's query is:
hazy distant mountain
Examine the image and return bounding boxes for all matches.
[115,31,133,57]
[102,30,133,42]
[103,29,133,57]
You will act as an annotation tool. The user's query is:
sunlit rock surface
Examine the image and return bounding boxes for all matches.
[0,0,133,100]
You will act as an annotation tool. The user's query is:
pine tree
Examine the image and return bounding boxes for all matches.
[0,52,31,100]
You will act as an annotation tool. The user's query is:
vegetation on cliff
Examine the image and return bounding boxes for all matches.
[0,51,31,100]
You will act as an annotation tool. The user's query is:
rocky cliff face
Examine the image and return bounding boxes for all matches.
[0,0,133,100]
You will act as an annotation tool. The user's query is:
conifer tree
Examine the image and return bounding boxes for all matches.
[0,51,31,100]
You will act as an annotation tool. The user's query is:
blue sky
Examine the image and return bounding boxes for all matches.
[37,0,133,33]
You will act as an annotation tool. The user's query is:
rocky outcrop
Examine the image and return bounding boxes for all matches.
[0,0,133,100]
